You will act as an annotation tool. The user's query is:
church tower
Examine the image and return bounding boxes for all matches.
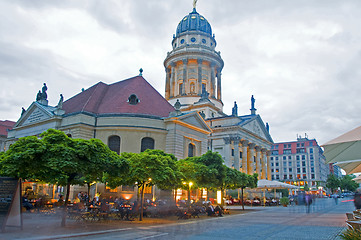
[164,4,224,118]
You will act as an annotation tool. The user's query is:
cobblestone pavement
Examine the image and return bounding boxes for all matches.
[2,197,354,240]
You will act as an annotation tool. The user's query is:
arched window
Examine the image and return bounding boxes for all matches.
[188,143,195,157]
[141,137,155,152]
[108,135,121,155]
[179,83,183,95]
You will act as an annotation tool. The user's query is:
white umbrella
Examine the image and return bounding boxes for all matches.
[322,126,361,174]
[257,179,299,189]
[257,179,299,206]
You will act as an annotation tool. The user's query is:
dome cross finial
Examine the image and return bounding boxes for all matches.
[193,0,198,9]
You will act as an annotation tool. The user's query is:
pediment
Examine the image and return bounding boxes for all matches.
[15,102,55,127]
[175,112,212,133]
[240,116,272,142]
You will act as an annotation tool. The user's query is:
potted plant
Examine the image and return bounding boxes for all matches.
[280,197,289,207]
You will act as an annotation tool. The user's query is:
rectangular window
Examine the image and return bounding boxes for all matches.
[231,149,234,156]
[311,161,314,166]
[284,168,287,172]
[289,175,293,179]
[303,168,306,173]
[302,162,306,167]
[289,162,292,166]
[311,167,314,172]
[310,142,313,146]
[297,162,300,167]
[284,144,287,148]
[276,169,279,173]
[276,163,279,166]
[272,175,275,180]
[284,175,287,179]
[297,168,300,173]
[271,157,274,160]
[288,156,292,160]
[297,174,301,179]
[288,144,291,148]
[302,155,305,160]
[276,175,279,180]
[297,143,300,147]
[296,156,300,160]
[283,149,292,154]
[272,150,278,155]
[303,174,306,179]
[310,148,313,153]
[275,157,279,160]
[271,169,274,172]
[283,156,286,160]
[240,151,242,158]
[289,168,292,172]
[311,174,315,179]
[271,163,274,167]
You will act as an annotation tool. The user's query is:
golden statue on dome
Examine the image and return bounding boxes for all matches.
[193,0,197,9]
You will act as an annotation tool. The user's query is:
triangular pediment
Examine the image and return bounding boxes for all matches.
[15,102,56,127]
[239,115,273,142]
[169,112,212,133]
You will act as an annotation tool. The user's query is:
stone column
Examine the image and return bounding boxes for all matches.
[216,69,222,100]
[197,59,203,95]
[210,62,216,98]
[267,151,271,180]
[261,150,267,179]
[247,143,255,174]
[233,139,240,171]
[170,62,176,98]
[255,146,261,176]
[241,140,248,174]
[165,67,171,99]
[223,137,232,168]
[182,59,188,95]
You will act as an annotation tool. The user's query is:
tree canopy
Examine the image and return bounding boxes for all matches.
[0,129,128,226]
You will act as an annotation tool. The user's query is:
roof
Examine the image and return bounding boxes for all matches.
[62,76,175,118]
[176,8,212,37]
[0,120,16,136]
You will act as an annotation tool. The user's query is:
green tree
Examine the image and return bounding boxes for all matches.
[120,150,179,221]
[326,174,340,194]
[177,157,210,205]
[340,175,359,192]
[238,173,258,210]
[0,129,128,227]
[194,151,227,200]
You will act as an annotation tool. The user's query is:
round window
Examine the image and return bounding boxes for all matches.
[202,39,206,44]
[180,39,185,44]
[191,37,196,42]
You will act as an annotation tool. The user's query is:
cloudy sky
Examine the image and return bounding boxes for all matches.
[1,0,360,145]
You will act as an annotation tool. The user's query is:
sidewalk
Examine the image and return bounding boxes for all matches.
[1,207,256,240]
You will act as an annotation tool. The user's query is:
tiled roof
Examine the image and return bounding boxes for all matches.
[63,76,174,118]
[0,120,16,136]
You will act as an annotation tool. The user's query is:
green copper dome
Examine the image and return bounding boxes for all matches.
[176,8,212,37]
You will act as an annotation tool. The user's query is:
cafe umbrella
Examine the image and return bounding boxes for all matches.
[322,125,361,174]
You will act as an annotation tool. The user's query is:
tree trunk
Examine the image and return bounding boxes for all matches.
[61,183,71,227]
[139,184,145,221]
[241,187,245,210]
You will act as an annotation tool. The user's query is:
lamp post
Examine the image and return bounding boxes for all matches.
[188,182,193,206]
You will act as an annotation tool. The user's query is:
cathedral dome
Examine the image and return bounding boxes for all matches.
[176,8,212,37]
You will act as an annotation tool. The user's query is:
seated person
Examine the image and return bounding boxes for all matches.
[206,203,215,216]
